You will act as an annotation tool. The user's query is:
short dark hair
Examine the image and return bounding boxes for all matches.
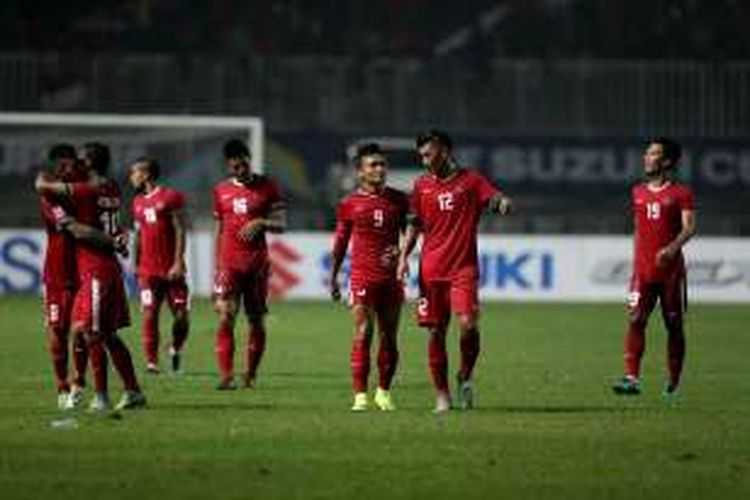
[223,139,250,160]
[48,143,76,162]
[650,137,682,169]
[354,143,385,166]
[134,156,160,181]
[81,142,111,175]
[416,129,452,151]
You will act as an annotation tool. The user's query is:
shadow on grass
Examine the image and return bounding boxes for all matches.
[475,405,643,414]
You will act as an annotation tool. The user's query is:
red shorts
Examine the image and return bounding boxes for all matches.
[72,272,131,333]
[417,273,479,327]
[627,271,687,324]
[43,285,74,330]
[348,279,404,311]
[138,275,190,313]
[214,268,269,316]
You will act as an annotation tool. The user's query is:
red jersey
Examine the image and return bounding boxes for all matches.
[132,186,186,278]
[411,168,501,281]
[213,176,283,273]
[39,195,77,289]
[69,179,123,277]
[333,187,409,284]
[632,181,694,282]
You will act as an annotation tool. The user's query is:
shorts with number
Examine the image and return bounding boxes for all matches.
[43,285,74,330]
[416,273,479,327]
[348,279,404,311]
[627,271,687,324]
[214,268,269,316]
[72,272,131,333]
[138,275,190,313]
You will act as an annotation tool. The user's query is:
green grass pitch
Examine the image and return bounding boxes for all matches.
[0,296,748,499]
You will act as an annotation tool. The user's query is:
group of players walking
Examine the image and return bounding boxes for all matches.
[36,130,695,413]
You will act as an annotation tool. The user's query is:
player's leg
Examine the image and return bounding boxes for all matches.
[422,282,452,412]
[350,302,375,411]
[243,272,269,388]
[105,332,147,410]
[660,273,687,395]
[372,282,402,411]
[44,287,71,406]
[64,288,87,409]
[100,275,146,410]
[614,278,658,394]
[139,277,164,373]
[68,327,88,409]
[72,278,110,410]
[452,274,481,410]
[166,279,190,373]
[214,270,240,389]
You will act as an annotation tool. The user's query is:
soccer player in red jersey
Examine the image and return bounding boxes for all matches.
[212,139,286,390]
[38,144,89,409]
[397,130,513,412]
[329,143,409,411]
[129,157,190,374]
[36,142,146,411]
[613,137,696,397]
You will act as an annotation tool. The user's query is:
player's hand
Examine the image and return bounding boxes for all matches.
[237,219,265,242]
[396,256,409,281]
[329,279,342,302]
[167,261,186,281]
[379,245,399,269]
[497,196,513,216]
[656,246,676,267]
[114,233,129,257]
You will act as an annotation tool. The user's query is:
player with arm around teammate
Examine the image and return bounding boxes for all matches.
[36,142,146,411]
[37,144,89,409]
[397,129,513,413]
[212,139,286,390]
[129,157,190,374]
[613,137,696,397]
[329,143,409,411]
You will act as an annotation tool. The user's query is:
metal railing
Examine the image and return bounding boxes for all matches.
[1,53,748,137]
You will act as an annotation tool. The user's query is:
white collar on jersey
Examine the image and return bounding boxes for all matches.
[144,186,162,198]
[645,180,672,193]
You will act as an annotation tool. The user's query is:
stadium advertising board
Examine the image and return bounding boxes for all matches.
[2,230,748,303]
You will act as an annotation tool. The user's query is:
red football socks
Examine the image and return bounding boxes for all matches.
[215,321,235,380]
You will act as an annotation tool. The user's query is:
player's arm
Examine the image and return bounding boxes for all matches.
[329,218,352,302]
[237,201,287,241]
[61,219,125,254]
[133,225,141,270]
[396,215,422,280]
[34,173,72,196]
[167,209,188,280]
[213,218,222,271]
[657,209,697,265]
